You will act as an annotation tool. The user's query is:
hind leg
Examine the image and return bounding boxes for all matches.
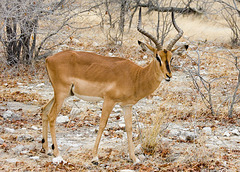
[48,93,68,157]
[41,98,54,154]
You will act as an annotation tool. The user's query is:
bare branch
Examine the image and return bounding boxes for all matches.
[137,3,202,14]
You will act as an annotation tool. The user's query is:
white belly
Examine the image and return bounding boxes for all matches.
[75,94,103,102]
[71,79,115,102]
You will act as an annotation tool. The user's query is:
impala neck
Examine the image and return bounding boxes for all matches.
[136,59,163,99]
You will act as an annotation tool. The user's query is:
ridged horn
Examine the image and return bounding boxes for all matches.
[137,7,162,51]
[166,11,183,51]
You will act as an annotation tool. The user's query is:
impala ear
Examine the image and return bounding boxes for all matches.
[138,40,157,54]
[138,40,148,51]
[172,44,189,55]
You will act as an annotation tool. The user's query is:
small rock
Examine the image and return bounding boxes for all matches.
[3,110,21,120]
[138,154,145,161]
[118,123,125,128]
[153,96,162,101]
[137,61,146,66]
[70,108,81,116]
[59,44,69,51]
[5,127,15,133]
[12,145,25,154]
[93,42,99,46]
[168,129,181,138]
[3,110,13,119]
[113,107,122,113]
[168,123,185,130]
[33,100,38,103]
[27,86,33,89]
[56,115,69,123]
[104,131,110,136]
[116,41,122,45]
[21,150,29,154]
[161,137,172,144]
[223,131,230,137]
[0,126,3,133]
[30,156,39,160]
[17,135,34,142]
[6,158,19,163]
[143,55,148,59]
[21,128,27,131]
[36,83,45,87]
[71,38,80,44]
[17,82,23,86]
[232,129,240,136]
[202,127,212,135]
[135,144,142,154]
[31,126,39,130]
[180,131,196,142]
[0,138,4,144]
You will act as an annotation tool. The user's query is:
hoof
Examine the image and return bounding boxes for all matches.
[52,156,66,164]
[91,156,99,165]
[40,148,46,153]
[133,158,141,165]
[47,152,53,156]
[53,150,60,157]
[92,161,99,166]
[40,147,50,155]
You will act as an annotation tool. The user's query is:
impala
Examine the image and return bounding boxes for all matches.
[41,8,187,164]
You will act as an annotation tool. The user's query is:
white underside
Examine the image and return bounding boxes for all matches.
[71,84,104,102]
[75,94,103,102]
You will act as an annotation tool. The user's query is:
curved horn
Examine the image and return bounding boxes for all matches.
[137,7,162,51]
[166,11,183,51]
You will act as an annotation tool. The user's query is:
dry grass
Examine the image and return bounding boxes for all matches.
[141,112,168,154]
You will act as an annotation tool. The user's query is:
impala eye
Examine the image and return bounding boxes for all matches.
[170,57,174,64]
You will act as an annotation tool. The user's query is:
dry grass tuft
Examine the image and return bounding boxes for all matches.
[141,112,169,154]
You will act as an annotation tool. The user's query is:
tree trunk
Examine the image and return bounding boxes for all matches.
[6,17,19,65]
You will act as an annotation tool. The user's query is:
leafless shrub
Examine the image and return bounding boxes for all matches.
[96,0,208,47]
[96,0,132,46]
[219,50,240,118]
[184,48,219,115]
[183,42,239,117]
[215,0,240,46]
[0,0,101,65]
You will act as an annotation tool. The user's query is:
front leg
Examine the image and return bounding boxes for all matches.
[123,105,140,163]
[92,98,115,165]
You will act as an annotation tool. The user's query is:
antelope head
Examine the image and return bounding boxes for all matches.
[137,7,187,82]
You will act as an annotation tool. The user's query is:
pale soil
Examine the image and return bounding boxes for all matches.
[0,67,240,171]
